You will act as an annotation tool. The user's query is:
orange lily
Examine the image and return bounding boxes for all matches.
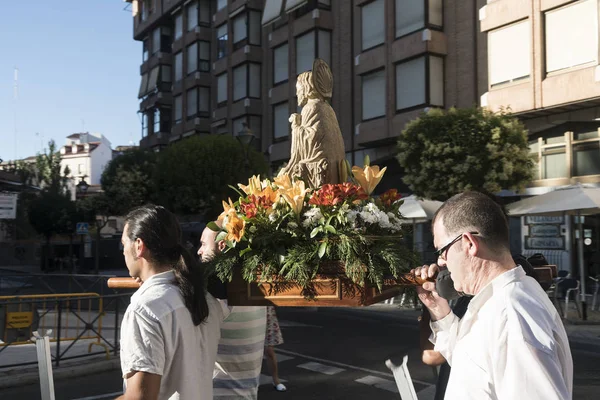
[352,165,387,195]
[273,174,293,190]
[238,175,263,196]
[281,180,309,215]
[217,198,236,223]
[224,212,246,242]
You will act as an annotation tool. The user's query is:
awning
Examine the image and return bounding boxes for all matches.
[262,0,284,26]
[147,66,159,94]
[285,0,307,12]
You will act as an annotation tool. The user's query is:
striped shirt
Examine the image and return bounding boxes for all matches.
[213,306,267,400]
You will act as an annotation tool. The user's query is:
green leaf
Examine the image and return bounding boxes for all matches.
[325,225,337,234]
[239,247,252,257]
[215,231,228,242]
[318,241,327,258]
[207,221,221,232]
[364,154,370,167]
[310,227,321,238]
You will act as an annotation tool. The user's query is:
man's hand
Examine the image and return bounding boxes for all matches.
[413,264,451,321]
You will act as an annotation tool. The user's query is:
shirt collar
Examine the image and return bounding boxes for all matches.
[131,270,176,303]
[468,266,525,313]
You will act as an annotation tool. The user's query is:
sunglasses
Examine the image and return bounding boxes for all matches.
[435,231,479,261]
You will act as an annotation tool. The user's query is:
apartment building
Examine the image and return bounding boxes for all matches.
[128,0,485,183]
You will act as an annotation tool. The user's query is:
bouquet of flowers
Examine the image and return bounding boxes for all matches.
[207,161,418,296]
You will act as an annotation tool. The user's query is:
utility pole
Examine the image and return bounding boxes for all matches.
[13,67,18,161]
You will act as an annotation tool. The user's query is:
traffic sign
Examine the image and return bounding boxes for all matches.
[76,222,89,235]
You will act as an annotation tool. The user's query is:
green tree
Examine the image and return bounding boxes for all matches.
[101,148,158,216]
[35,140,70,194]
[396,107,535,201]
[156,135,269,217]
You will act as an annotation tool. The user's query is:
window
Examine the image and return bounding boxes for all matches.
[233,11,261,49]
[187,1,198,31]
[142,112,149,137]
[362,69,386,120]
[152,27,161,54]
[187,88,198,118]
[233,116,247,137]
[199,41,210,72]
[139,73,149,98]
[154,108,171,133]
[217,24,228,59]
[545,0,598,73]
[574,143,600,176]
[160,65,172,84]
[199,0,210,25]
[295,30,331,75]
[199,87,210,112]
[395,0,443,38]
[262,0,284,26]
[274,43,289,84]
[396,55,444,111]
[217,0,227,11]
[140,0,155,22]
[142,39,149,62]
[233,63,261,101]
[187,43,198,74]
[160,27,172,52]
[146,66,160,93]
[174,12,183,40]
[174,52,183,81]
[174,95,183,124]
[217,73,228,104]
[542,149,567,179]
[273,102,290,140]
[488,20,531,86]
[362,0,384,50]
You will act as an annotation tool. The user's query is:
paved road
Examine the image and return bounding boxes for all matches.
[1,306,599,399]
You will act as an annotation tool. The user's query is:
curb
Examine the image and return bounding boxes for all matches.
[0,356,120,390]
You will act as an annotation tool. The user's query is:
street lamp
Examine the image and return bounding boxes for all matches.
[76,177,89,196]
[236,122,255,167]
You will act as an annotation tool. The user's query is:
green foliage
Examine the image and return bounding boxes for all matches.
[155,135,269,217]
[28,191,77,241]
[101,148,158,216]
[35,140,71,195]
[396,107,535,201]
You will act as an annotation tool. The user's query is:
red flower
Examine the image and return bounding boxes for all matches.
[240,201,258,218]
[380,189,401,207]
[309,183,368,206]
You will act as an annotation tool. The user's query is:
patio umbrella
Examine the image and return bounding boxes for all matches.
[507,184,600,320]
[399,195,443,251]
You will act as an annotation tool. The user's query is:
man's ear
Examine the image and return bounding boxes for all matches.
[465,232,479,257]
[134,238,145,257]
[217,240,226,252]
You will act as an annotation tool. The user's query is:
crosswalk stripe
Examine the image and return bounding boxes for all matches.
[355,375,399,393]
[259,374,288,386]
[297,361,345,375]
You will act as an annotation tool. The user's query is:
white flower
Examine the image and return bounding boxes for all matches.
[302,207,323,228]
[288,222,298,229]
[269,213,277,222]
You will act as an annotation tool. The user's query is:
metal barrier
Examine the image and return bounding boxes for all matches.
[0,292,132,368]
[0,271,119,297]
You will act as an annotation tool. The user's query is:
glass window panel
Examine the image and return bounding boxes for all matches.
[175,13,183,40]
[233,14,247,43]
[546,0,598,73]
[542,152,567,179]
[362,0,385,50]
[395,0,424,38]
[362,69,386,120]
[429,0,443,26]
[199,0,210,24]
[187,1,198,31]
[142,113,148,137]
[187,43,198,73]
[574,129,599,141]
[296,31,315,75]
[143,39,149,62]
[249,64,261,98]
[318,30,331,66]
[233,117,247,137]
[217,24,228,58]
[174,52,183,81]
[187,88,198,117]
[161,65,171,83]
[217,0,227,11]
[218,73,228,103]
[233,65,247,101]
[199,87,210,112]
[574,144,600,176]
[174,95,183,123]
[152,27,161,54]
[274,102,290,139]
[274,43,289,84]
[544,133,566,144]
[199,41,210,72]
[488,20,531,85]
[396,57,426,110]
[429,56,444,106]
[249,11,261,45]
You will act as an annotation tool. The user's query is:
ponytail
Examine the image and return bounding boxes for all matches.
[173,244,210,326]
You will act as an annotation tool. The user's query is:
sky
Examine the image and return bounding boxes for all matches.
[0,1,141,162]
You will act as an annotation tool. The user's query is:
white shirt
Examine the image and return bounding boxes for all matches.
[430,266,573,400]
[120,270,229,400]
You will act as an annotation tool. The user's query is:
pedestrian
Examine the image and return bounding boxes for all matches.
[264,306,287,392]
[198,224,267,400]
[414,191,573,400]
[117,205,228,400]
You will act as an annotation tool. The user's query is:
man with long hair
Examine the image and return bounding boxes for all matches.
[117,205,228,400]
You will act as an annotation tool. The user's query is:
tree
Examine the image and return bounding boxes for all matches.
[155,135,269,218]
[35,140,70,194]
[396,107,535,201]
[101,148,158,216]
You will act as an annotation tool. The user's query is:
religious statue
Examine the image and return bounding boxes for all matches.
[278,59,346,188]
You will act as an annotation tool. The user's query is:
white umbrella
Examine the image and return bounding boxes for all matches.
[399,195,443,223]
[507,184,600,320]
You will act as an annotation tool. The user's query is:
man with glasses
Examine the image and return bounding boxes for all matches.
[414,191,572,400]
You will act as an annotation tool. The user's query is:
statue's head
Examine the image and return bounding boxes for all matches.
[296,59,333,107]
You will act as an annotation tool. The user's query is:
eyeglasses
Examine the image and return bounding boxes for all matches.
[435,231,479,261]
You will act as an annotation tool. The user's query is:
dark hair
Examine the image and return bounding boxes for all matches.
[432,191,510,252]
[124,204,209,325]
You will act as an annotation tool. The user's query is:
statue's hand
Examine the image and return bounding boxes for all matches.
[289,113,301,127]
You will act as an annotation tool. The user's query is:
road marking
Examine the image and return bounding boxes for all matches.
[263,353,295,363]
[71,392,123,400]
[259,374,288,386]
[355,375,399,393]
[274,348,433,387]
[297,361,345,375]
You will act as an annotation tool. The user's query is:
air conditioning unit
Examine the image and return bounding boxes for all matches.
[268,33,272,42]
[157,92,163,99]
[355,55,360,66]
[355,124,361,136]
[268,89,272,98]
[213,62,216,71]
[312,9,320,19]
[422,29,432,42]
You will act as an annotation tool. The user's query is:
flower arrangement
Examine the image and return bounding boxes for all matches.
[207,160,418,296]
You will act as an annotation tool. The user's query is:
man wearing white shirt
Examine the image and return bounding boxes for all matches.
[414,191,572,400]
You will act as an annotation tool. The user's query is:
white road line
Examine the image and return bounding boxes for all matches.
[71,391,123,400]
[259,374,288,386]
[355,375,399,393]
[297,361,345,375]
[274,348,433,387]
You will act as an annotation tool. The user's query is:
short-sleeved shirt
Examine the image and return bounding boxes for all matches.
[120,270,228,400]
[213,305,266,400]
